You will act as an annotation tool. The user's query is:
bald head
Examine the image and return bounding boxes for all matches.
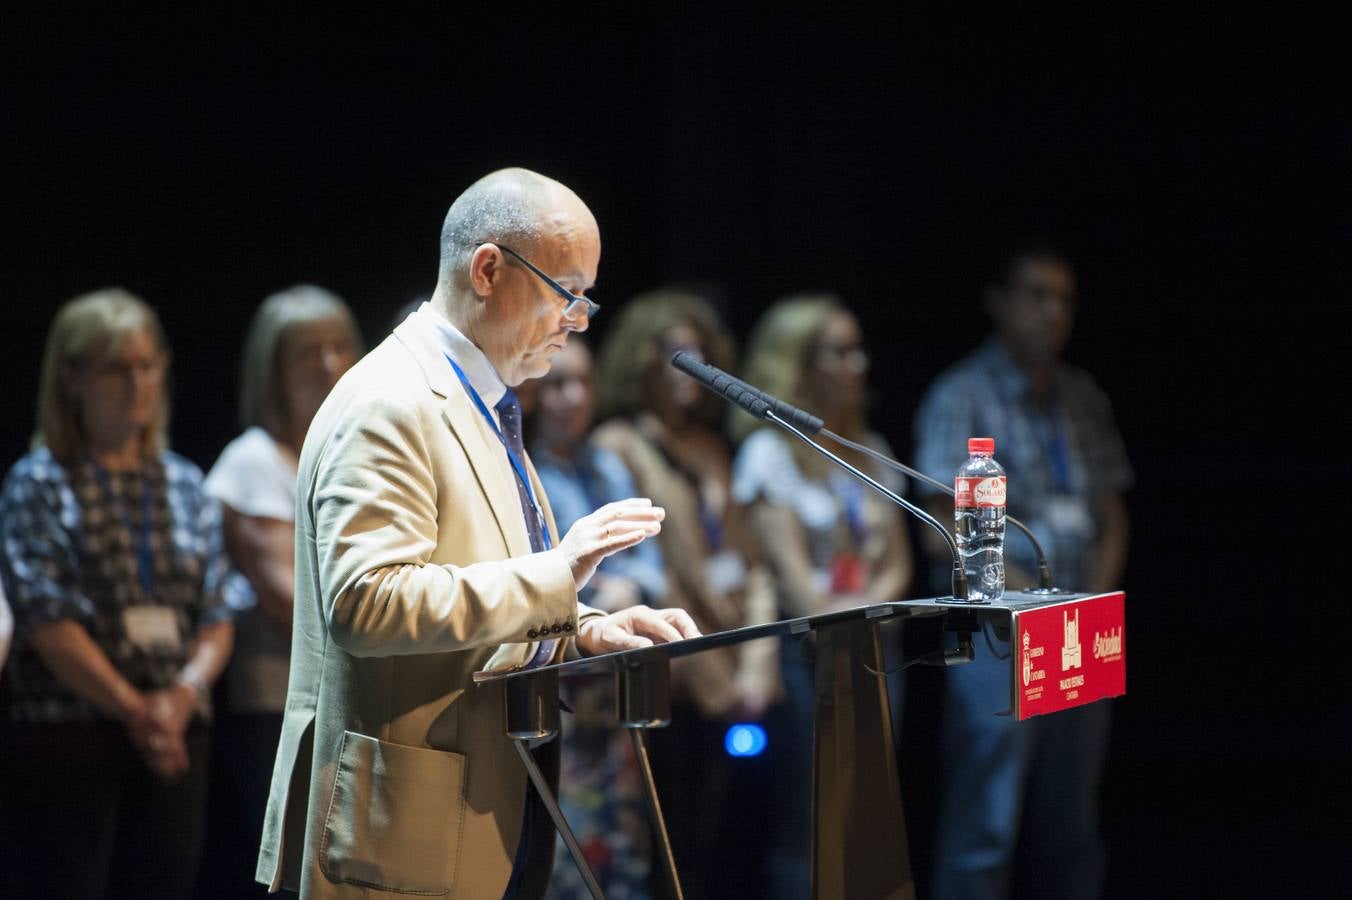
[432,168,602,386]
[437,168,595,289]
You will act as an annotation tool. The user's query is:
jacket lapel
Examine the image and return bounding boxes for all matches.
[393,311,532,560]
[441,394,533,558]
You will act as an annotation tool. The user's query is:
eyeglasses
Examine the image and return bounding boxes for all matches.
[476,242,600,320]
[77,354,168,383]
[814,342,869,374]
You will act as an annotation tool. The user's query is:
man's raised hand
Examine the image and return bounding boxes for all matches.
[559,498,664,589]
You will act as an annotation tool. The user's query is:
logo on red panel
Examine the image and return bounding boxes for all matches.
[1061,610,1082,670]
[1093,627,1123,661]
[1022,632,1033,687]
[955,476,1007,508]
[1015,592,1126,720]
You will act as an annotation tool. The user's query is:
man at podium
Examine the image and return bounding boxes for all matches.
[255,168,698,899]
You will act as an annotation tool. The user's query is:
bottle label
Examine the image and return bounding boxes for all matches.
[955,475,1006,508]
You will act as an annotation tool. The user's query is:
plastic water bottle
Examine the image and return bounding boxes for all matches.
[955,437,1006,601]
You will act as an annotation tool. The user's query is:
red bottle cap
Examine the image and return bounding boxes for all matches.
[968,437,995,455]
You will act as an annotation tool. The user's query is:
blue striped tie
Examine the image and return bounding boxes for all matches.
[495,389,557,667]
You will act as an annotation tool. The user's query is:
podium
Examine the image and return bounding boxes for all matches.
[473,590,1126,899]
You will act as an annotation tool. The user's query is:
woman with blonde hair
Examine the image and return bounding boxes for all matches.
[731,294,912,610]
[730,293,914,894]
[0,289,234,897]
[592,288,779,898]
[202,285,361,893]
[521,336,667,899]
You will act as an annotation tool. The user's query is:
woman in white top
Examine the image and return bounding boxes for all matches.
[730,294,914,896]
[203,285,360,892]
[731,295,913,614]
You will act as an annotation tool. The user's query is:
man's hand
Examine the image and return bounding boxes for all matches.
[559,498,665,590]
[576,605,701,655]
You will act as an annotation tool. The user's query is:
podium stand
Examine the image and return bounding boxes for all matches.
[473,590,1125,899]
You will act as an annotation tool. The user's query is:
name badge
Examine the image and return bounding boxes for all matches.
[1046,496,1093,537]
[705,550,748,596]
[122,605,182,653]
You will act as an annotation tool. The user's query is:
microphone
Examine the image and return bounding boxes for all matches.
[670,352,970,602]
[670,351,823,434]
[668,352,1059,593]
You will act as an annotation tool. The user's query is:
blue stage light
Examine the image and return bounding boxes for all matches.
[724,724,767,757]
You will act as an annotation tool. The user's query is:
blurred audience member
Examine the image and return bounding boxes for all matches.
[593,289,779,898]
[201,285,361,892]
[0,289,234,898]
[733,294,913,616]
[526,337,666,899]
[914,241,1131,899]
[731,294,914,894]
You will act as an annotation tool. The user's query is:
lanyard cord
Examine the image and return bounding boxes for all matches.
[1034,402,1072,492]
[444,354,552,550]
[835,474,868,545]
[89,460,156,594]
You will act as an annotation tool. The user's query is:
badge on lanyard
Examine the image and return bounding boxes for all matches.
[122,605,182,654]
[829,553,867,594]
[1045,495,1093,538]
[705,549,748,596]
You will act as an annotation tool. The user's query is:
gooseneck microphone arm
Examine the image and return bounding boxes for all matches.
[666,351,1058,593]
[765,411,970,601]
[669,351,968,601]
[818,430,1056,591]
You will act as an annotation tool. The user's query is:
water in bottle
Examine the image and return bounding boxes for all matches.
[955,437,1006,601]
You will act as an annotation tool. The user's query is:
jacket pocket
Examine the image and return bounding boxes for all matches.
[320,730,466,895]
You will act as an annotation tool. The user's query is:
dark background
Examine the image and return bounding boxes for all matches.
[2,4,1344,896]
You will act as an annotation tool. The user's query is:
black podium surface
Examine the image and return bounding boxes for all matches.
[475,591,1115,900]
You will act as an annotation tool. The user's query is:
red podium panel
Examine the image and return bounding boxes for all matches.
[1012,591,1125,720]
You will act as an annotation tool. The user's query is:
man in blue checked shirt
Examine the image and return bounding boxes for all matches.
[914,240,1132,900]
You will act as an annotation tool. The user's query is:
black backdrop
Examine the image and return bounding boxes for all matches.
[2,5,1344,895]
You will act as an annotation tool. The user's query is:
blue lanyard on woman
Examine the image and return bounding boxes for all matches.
[444,354,552,550]
[90,461,156,594]
[837,475,867,546]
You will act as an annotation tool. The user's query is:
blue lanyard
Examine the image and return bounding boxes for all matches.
[1036,397,1072,493]
[90,461,155,594]
[1046,427,1071,492]
[444,354,552,550]
[836,475,867,545]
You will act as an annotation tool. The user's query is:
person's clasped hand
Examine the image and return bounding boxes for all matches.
[125,684,196,782]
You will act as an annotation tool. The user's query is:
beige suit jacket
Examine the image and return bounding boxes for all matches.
[257,310,600,898]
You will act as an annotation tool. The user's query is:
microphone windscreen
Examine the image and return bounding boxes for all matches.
[670,351,702,376]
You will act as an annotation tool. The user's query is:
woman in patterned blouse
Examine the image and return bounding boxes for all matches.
[0,289,235,898]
